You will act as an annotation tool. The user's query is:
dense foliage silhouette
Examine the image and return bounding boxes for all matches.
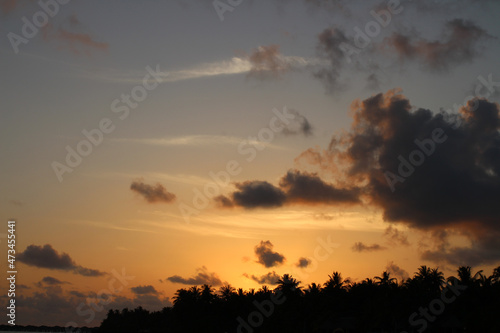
[98,265,500,332]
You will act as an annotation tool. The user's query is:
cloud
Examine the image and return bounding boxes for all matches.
[421,234,500,267]
[0,0,17,14]
[385,261,409,281]
[352,242,387,252]
[244,271,280,285]
[247,45,291,79]
[130,181,176,203]
[36,276,69,287]
[13,283,171,326]
[17,244,105,277]
[231,181,287,209]
[131,285,158,295]
[282,109,314,136]
[383,19,493,71]
[314,27,352,93]
[279,170,360,204]
[41,16,108,56]
[299,90,500,265]
[214,195,234,208]
[254,240,286,268]
[296,257,312,268]
[384,225,410,246]
[218,170,359,209]
[246,44,326,80]
[166,266,223,286]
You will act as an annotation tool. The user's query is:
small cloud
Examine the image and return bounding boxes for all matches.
[384,225,410,246]
[296,257,311,268]
[69,290,86,298]
[36,276,70,288]
[255,240,286,268]
[244,271,280,285]
[386,261,409,281]
[131,285,158,295]
[382,19,493,71]
[282,109,314,137]
[130,180,176,204]
[214,195,234,208]
[166,266,223,286]
[247,45,291,79]
[352,242,387,252]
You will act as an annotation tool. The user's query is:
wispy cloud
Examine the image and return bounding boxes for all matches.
[111,135,285,150]
[79,55,324,84]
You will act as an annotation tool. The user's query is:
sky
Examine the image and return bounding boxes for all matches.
[1,0,500,327]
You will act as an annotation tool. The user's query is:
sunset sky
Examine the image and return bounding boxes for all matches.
[1,0,500,327]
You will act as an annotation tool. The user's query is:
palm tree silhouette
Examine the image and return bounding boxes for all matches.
[374,271,397,286]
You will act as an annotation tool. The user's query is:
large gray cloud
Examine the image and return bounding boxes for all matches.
[298,91,500,265]
[18,244,105,277]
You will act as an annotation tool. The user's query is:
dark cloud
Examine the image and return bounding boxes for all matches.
[14,283,170,326]
[244,271,281,285]
[279,170,360,204]
[352,242,387,252]
[18,244,105,277]
[299,90,500,265]
[315,27,351,93]
[18,244,74,269]
[37,276,69,287]
[131,285,158,295]
[130,180,176,203]
[383,19,493,71]
[282,109,314,136]
[421,234,500,267]
[166,266,223,286]
[384,225,410,246]
[231,181,287,209]
[296,257,312,268]
[217,170,359,209]
[214,195,234,208]
[255,240,286,268]
[385,261,409,281]
[69,290,86,298]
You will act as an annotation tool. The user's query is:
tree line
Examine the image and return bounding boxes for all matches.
[98,265,500,332]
